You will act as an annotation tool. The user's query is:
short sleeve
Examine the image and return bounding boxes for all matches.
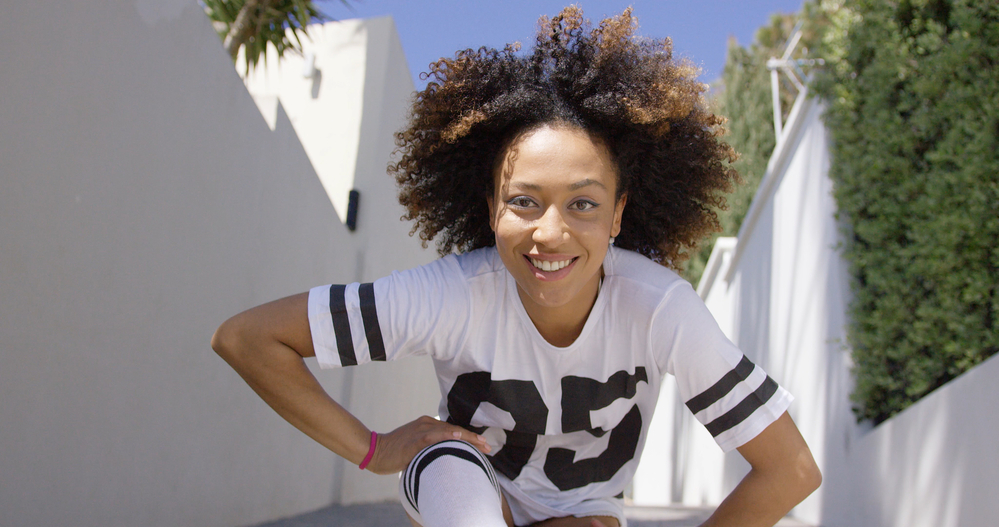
[652,283,792,452]
[308,256,470,369]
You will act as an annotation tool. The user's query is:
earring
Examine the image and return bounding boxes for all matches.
[609,237,615,245]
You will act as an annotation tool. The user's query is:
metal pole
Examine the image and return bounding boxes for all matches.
[771,65,783,138]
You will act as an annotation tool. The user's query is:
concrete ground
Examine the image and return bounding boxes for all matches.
[249,502,815,527]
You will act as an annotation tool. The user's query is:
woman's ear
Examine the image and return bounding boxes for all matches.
[611,193,627,238]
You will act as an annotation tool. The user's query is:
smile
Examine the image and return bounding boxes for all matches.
[528,256,576,272]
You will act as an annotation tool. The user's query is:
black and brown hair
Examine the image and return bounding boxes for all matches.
[391,6,737,269]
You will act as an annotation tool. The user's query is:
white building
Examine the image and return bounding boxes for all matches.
[0,3,438,526]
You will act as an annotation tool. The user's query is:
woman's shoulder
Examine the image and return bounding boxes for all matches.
[602,247,700,324]
[605,246,689,295]
[452,246,505,278]
[396,246,500,280]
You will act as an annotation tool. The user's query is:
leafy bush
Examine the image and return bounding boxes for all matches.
[814,0,999,423]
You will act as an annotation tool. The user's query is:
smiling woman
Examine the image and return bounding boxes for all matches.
[488,126,625,346]
[392,6,737,268]
[213,6,820,527]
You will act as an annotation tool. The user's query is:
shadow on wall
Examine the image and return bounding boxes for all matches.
[823,353,999,527]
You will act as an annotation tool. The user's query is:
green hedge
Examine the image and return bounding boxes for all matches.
[814,0,999,423]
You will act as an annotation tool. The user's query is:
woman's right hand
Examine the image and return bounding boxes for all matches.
[364,415,492,475]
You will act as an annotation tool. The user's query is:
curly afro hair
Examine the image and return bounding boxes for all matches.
[390,6,738,269]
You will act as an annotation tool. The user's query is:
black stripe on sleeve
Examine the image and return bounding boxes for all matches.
[685,355,755,415]
[358,282,386,362]
[329,284,357,366]
[704,376,779,437]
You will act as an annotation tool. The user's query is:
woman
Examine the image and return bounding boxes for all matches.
[212,7,821,527]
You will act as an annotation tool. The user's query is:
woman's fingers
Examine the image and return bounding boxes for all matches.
[365,416,492,474]
[444,427,491,453]
[414,415,490,453]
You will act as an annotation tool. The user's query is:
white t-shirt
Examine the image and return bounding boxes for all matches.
[308,246,792,518]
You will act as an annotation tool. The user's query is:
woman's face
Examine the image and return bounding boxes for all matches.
[488,124,626,318]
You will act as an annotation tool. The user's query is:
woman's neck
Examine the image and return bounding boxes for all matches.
[517,275,601,348]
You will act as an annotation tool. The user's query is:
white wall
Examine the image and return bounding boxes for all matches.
[765,96,853,523]
[822,352,999,527]
[240,19,369,224]
[680,94,848,524]
[317,16,445,506]
[0,2,437,526]
[681,90,999,527]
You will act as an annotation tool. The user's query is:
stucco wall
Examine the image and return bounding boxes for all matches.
[687,91,999,527]
[688,95,847,524]
[822,352,999,527]
[0,2,436,526]
[322,15,445,506]
[633,94,840,518]
[765,96,852,523]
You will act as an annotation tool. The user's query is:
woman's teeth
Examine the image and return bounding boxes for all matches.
[530,257,573,272]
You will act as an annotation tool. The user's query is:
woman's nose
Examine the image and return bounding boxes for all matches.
[533,205,569,246]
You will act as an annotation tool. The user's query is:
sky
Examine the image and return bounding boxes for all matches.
[315,0,805,89]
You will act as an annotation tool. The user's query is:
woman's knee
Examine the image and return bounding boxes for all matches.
[403,439,493,481]
[398,439,506,526]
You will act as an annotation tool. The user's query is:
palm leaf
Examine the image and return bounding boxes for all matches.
[202,0,346,71]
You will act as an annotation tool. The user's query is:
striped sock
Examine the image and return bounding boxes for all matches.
[399,440,507,527]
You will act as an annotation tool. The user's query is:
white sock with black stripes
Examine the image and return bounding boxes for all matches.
[399,440,507,527]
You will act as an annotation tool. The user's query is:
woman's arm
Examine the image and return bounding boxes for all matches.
[211,293,489,474]
[700,412,821,527]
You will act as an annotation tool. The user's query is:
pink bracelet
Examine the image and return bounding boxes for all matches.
[358,431,378,470]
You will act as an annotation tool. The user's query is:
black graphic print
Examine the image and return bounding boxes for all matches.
[445,368,648,489]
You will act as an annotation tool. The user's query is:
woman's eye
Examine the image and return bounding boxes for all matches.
[508,197,536,208]
[570,200,597,211]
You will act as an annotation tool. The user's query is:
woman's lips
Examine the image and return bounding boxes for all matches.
[524,255,578,281]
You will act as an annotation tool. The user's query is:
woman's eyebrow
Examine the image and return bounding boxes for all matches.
[507,179,608,192]
[568,178,607,191]
[509,182,543,191]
